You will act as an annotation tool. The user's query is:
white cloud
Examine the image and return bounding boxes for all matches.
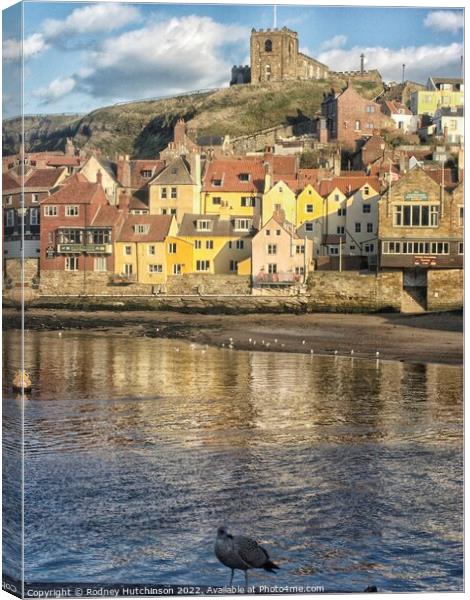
[424,10,463,34]
[318,42,463,83]
[78,15,247,99]
[43,3,141,40]
[3,33,49,62]
[34,76,76,103]
[320,35,347,51]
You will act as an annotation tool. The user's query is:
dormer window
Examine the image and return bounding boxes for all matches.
[364,186,370,196]
[212,178,222,187]
[239,173,250,182]
[234,218,251,231]
[196,219,212,231]
[134,224,150,234]
[171,167,178,175]
[141,170,152,178]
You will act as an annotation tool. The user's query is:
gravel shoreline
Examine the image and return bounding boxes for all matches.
[3,308,463,366]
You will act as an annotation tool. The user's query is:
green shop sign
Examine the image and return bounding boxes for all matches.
[404,190,429,201]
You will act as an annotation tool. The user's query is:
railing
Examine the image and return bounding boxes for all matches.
[254,272,303,285]
[56,243,113,254]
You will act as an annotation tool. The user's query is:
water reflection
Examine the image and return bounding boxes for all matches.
[2,330,463,591]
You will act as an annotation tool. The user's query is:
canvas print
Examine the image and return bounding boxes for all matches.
[2,1,464,596]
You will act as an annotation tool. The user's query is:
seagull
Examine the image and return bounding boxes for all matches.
[274,339,278,343]
[214,527,279,591]
[58,332,62,337]
[334,350,338,355]
[302,340,306,345]
[376,351,380,357]
[350,350,354,355]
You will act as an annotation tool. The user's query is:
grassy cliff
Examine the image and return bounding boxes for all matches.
[3,75,384,159]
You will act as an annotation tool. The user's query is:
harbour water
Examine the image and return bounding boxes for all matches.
[2,329,463,592]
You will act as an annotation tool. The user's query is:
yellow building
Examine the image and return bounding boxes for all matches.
[178,213,256,274]
[148,155,201,223]
[201,158,264,219]
[262,180,297,226]
[115,214,177,284]
[296,184,324,227]
[165,235,194,276]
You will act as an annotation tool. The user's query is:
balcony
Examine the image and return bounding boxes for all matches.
[56,243,113,254]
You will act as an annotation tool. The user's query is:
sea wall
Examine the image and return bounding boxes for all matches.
[427,269,463,311]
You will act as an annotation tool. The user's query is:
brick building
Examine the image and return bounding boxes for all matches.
[40,173,124,276]
[250,27,328,84]
[321,83,392,146]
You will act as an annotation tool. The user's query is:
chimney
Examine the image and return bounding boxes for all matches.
[188,151,201,186]
[333,151,341,176]
[117,155,131,188]
[174,119,186,146]
[273,207,286,224]
[96,169,103,185]
[118,190,130,213]
[263,160,272,193]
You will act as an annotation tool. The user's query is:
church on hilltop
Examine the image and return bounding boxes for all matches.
[231,26,329,86]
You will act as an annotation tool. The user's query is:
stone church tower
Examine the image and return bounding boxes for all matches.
[250,27,329,84]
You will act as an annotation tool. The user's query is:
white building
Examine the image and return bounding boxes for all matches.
[381,101,419,134]
[433,107,464,144]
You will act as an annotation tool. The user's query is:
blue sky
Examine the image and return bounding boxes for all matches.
[2,2,464,117]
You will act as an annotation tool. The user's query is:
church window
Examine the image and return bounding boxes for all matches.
[265,39,272,52]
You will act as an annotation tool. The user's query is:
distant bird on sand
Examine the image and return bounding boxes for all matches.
[215,527,279,591]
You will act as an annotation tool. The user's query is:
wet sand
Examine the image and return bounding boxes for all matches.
[3,308,463,366]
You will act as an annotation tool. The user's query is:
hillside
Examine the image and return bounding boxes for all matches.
[2,75,384,159]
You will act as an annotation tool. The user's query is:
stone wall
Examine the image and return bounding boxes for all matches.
[166,274,251,295]
[427,269,463,311]
[38,271,153,296]
[4,258,39,286]
[230,124,294,154]
[307,271,402,312]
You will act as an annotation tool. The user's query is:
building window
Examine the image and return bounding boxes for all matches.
[234,218,251,231]
[296,245,305,254]
[337,226,344,234]
[306,204,314,213]
[241,196,256,207]
[363,204,371,213]
[276,229,281,236]
[161,188,167,199]
[90,229,111,244]
[364,244,374,253]
[365,106,375,113]
[173,264,182,275]
[134,224,149,234]
[236,240,244,250]
[267,244,277,255]
[161,209,167,215]
[32,193,39,203]
[305,223,314,232]
[6,195,13,205]
[141,170,152,178]
[194,240,202,249]
[170,208,177,215]
[65,257,79,271]
[329,247,339,255]
[364,186,370,196]
[171,187,177,199]
[355,222,361,233]
[6,210,15,227]
[30,208,39,226]
[382,241,449,254]
[265,229,271,236]
[66,205,79,216]
[212,179,222,187]
[393,204,439,227]
[124,246,132,255]
[229,260,238,272]
[148,245,156,255]
[196,219,212,231]
[334,194,340,201]
[295,267,304,275]
[337,208,346,216]
[124,264,133,275]
[94,257,107,272]
[212,197,221,205]
[459,206,464,227]
[355,120,361,131]
[168,242,177,254]
[265,39,272,52]
[367,223,373,233]
[206,240,214,249]
[459,242,464,254]
[268,263,277,274]
[149,264,163,273]
[239,173,250,182]
[44,206,58,216]
[196,260,210,271]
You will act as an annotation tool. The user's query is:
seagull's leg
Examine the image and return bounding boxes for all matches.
[229,569,234,587]
[244,571,248,594]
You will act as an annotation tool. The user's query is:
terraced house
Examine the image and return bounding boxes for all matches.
[148,155,201,222]
[201,158,264,219]
[178,213,256,275]
[114,214,177,285]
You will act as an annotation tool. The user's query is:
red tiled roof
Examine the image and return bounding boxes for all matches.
[384,100,412,116]
[317,176,381,197]
[91,205,124,228]
[2,172,20,192]
[25,168,66,188]
[425,168,459,191]
[202,158,265,193]
[117,214,173,242]
[47,157,82,166]
[41,173,108,205]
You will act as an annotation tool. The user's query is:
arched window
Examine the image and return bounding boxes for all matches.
[265,39,272,52]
